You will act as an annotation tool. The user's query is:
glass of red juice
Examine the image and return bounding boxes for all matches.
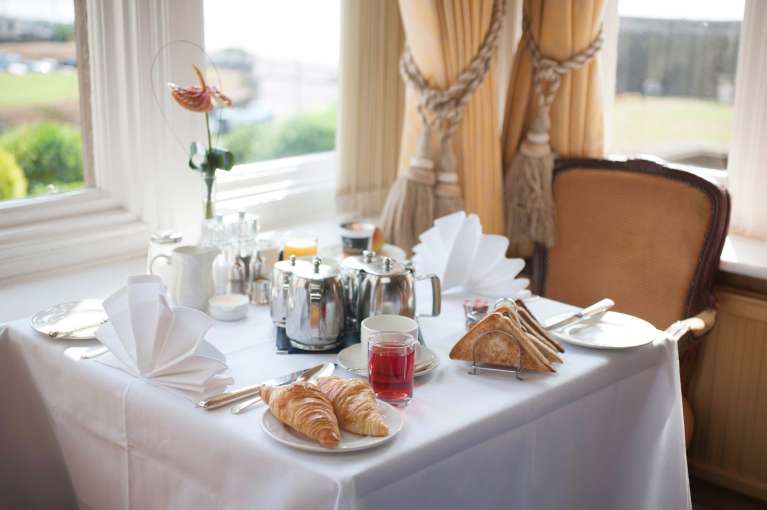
[368,332,416,406]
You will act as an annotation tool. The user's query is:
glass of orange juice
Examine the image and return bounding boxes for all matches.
[282,231,318,259]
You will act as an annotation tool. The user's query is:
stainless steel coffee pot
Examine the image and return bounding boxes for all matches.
[351,255,441,329]
[270,255,309,327]
[286,256,345,351]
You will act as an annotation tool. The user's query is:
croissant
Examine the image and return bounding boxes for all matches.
[260,382,341,448]
[317,377,389,437]
[449,312,556,373]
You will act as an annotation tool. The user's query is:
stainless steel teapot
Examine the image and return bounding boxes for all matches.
[341,252,441,331]
[286,256,345,351]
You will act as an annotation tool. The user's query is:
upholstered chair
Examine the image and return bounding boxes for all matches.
[532,157,731,446]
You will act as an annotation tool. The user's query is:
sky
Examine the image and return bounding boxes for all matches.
[0,0,74,22]
[619,0,745,21]
[204,0,341,68]
[0,0,742,64]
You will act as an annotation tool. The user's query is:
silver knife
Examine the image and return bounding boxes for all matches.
[231,362,335,415]
[196,363,329,410]
[545,298,615,331]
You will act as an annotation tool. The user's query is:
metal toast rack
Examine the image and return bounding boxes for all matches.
[468,329,525,380]
[467,297,536,380]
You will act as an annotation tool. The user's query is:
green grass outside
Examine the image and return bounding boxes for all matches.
[0,71,79,107]
[611,95,733,154]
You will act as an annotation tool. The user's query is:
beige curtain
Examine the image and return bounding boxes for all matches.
[396,0,506,235]
[728,0,767,240]
[502,0,605,165]
[336,0,405,218]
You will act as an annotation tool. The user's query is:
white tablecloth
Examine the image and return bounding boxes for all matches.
[0,294,691,510]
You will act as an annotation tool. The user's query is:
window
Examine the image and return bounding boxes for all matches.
[203,0,340,167]
[610,0,744,170]
[0,0,88,202]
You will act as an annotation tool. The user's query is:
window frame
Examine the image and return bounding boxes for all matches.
[601,0,746,186]
[0,0,338,282]
[0,0,151,282]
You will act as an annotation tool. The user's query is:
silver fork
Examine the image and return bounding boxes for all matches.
[231,363,335,415]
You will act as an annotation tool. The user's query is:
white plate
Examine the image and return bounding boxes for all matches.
[545,311,662,350]
[30,299,106,340]
[337,343,439,377]
[261,399,403,453]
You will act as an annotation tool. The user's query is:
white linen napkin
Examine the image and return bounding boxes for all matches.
[95,274,233,397]
[412,211,530,298]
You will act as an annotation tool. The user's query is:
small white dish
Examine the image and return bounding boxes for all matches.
[208,294,249,321]
[31,299,106,340]
[261,399,403,453]
[337,343,439,377]
[545,311,662,350]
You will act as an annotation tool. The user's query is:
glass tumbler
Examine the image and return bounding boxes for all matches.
[282,231,319,260]
[367,331,416,406]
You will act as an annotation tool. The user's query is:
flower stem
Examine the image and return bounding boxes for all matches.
[205,111,213,156]
[204,111,215,219]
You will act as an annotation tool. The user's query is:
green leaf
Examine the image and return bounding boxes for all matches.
[207,147,234,171]
[188,142,207,171]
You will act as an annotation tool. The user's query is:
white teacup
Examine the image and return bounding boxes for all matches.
[360,315,418,365]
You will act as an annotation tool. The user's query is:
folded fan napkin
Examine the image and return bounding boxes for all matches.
[95,274,232,397]
[413,211,530,298]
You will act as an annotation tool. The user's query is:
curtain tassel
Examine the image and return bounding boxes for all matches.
[379,122,436,254]
[434,143,464,219]
[504,109,556,247]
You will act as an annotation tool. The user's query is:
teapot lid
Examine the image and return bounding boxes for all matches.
[293,256,339,280]
[363,256,408,276]
[341,250,380,271]
[274,254,310,274]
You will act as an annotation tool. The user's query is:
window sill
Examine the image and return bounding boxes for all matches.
[0,188,148,284]
[0,152,337,284]
[216,151,338,228]
[720,234,767,281]
[0,218,343,323]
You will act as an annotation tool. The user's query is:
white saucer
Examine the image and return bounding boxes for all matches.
[261,399,403,453]
[337,343,439,377]
[545,311,662,350]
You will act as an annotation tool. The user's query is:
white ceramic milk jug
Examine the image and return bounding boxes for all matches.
[150,245,220,310]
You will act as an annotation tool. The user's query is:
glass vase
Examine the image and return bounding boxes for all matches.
[202,171,216,220]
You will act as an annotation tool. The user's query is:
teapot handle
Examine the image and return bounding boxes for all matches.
[308,281,323,339]
[416,274,441,317]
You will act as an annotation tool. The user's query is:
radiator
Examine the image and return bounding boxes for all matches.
[688,286,767,502]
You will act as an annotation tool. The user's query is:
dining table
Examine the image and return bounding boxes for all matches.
[0,290,691,510]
